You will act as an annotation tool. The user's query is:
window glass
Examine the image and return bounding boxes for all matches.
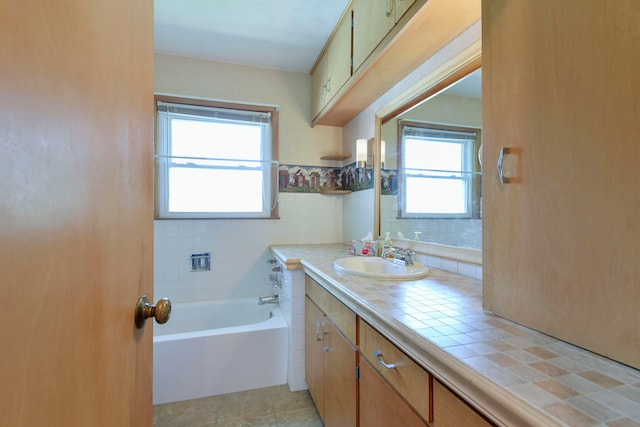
[399,122,481,218]
[155,97,278,219]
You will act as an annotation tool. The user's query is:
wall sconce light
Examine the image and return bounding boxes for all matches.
[381,141,386,169]
[356,138,367,168]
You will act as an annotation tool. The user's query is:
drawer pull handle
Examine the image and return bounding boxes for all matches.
[374,351,396,369]
[321,331,330,352]
[498,146,513,184]
[315,321,323,341]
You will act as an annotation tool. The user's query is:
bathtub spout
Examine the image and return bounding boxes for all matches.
[258,294,279,305]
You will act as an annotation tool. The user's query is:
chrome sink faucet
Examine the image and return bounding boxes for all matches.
[382,247,415,266]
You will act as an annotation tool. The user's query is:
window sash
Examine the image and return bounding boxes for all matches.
[400,123,478,219]
[155,97,278,219]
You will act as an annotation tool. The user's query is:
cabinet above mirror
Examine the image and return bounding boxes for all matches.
[310,0,480,127]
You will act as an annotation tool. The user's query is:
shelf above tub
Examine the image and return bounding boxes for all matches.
[320,153,351,161]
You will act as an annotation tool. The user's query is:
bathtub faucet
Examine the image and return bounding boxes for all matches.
[258,294,279,305]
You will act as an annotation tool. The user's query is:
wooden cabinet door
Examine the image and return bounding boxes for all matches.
[311,52,328,119]
[483,0,640,368]
[359,359,428,427]
[326,8,352,104]
[394,0,416,22]
[305,297,325,417]
[323,320,357,427]
[352,0,395,71]
[433,381,492,427]
[0,0,154,425]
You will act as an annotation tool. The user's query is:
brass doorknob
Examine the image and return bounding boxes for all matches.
[135,295,171,329]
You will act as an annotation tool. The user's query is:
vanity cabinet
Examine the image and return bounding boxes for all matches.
[304,276,357,427]
[305,275,495,426]
[359,320,431,426]
[359,359,428,427]
[310,6,352,120]
[483,0,640,369]
[433,380,492,427]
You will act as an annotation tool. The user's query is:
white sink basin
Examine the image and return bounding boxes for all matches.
[333,257,429,280]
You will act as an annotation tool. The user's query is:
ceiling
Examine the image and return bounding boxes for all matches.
[154,0,351,73]
[444,68,482,99]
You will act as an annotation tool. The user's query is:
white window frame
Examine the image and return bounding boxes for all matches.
[154,96,279,219]
[398,121,481,219]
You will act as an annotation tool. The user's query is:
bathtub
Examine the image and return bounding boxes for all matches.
[153,297,288,405]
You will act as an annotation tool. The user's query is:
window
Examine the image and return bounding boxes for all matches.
[398,121,481,219]
[155,96,279,219]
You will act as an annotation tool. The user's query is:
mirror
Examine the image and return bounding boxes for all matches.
[375,59,482,259]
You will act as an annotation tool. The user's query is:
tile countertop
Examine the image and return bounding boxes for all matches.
[270,244,640,427]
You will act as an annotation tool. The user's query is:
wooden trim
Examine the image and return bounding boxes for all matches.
[378,45,482,123]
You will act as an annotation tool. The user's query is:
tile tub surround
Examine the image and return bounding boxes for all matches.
[270,244,640,427]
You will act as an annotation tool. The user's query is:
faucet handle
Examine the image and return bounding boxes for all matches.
[404,249,415,265]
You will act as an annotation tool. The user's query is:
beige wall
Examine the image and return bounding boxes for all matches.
[153,54,346,302]
[155,53,343,165]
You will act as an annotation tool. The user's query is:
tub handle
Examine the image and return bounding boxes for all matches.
[135,295,172,329]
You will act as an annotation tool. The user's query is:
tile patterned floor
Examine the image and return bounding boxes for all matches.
[153,385,323,427]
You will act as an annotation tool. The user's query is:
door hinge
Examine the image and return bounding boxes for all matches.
[356,364,360,382]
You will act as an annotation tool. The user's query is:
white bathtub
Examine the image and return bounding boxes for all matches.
[153,297,288,405]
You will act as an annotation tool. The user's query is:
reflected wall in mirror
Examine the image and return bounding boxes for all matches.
[379,68,482,250]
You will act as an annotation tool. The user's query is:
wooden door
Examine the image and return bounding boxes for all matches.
[352,0,395,71]
[483,0,640,368]
[305,297,326,417]
[311,52,328,119]
[394,0,416,23]
[0,0,154,425]
[433,381,492,427]
[323,320,357,427]
[326,8,352,103]
[359,359,428,427]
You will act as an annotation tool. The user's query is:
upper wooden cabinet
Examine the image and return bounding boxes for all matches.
[352,0,395,72]
[311,8,352,119]
[394,0,416,23]
[311,0,480,127]
[483,0,640,369]
[352,0,417,71]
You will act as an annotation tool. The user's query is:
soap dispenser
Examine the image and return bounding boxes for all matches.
[382,232,392,255]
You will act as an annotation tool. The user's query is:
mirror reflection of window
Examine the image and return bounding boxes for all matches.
[399,122,482,219]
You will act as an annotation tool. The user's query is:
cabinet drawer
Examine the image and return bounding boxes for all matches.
[359,320,431,423]
[305,275,356,344]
